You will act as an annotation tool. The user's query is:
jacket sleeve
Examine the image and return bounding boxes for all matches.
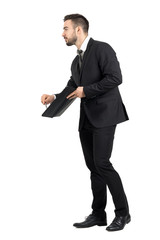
[83,44,122,98]
[66,76,77,88]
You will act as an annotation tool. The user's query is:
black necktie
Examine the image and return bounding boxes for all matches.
[77,49,83,70]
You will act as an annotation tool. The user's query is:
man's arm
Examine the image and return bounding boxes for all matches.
[66,76,86,100]
[41,76,78,105]
[83,44,122,98]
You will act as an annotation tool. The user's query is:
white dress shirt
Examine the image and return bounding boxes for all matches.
[77,35,90,56]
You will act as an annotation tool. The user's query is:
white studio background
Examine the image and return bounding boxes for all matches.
[0,0,160,239]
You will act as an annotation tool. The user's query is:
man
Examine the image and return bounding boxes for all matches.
[41,14,131,232]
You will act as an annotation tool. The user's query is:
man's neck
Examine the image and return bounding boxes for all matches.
[75,34,88,50]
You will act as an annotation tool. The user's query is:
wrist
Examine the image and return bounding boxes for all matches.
[51,94,55,102]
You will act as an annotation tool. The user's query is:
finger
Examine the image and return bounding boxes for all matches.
[41,95,45,103]
[66,91,76,99]
[68,95,77,100]
[42,98,47,105]
[41,98,45,104]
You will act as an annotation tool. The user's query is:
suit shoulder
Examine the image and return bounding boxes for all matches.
[93,39,115,51]
[91,39,116,59]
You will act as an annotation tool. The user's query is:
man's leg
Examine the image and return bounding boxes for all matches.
[92,125,131,232]
[79,127,107,217]
[73,127,107,228]
[92,125,129,217]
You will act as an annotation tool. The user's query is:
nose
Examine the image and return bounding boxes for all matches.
[62,31,65,37]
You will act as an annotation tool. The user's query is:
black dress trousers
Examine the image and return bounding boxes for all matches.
[79,114,129,217]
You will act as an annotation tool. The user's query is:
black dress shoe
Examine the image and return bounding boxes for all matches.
[106,214,131,231]
[73,214,107,228]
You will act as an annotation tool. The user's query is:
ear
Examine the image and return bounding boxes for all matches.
[76,26,82,34]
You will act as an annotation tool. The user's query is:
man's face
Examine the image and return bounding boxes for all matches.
[62,20,77,46]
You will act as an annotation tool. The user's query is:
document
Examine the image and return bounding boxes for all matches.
[42,86,76,118]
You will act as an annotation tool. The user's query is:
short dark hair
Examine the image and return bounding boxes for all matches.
[64,14,89,33]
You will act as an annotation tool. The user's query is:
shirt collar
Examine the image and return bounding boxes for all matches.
[77,36,90,54]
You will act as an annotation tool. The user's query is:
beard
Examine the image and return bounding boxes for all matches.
[65,35,77,46]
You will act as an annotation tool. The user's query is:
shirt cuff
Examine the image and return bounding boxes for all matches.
[52,94,56,100]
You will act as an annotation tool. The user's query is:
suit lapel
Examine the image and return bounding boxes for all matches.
[72,55,81,86]
[71,38,94,86]
[79,38,94,81]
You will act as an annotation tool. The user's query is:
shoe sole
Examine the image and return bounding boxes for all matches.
[106,217,131,232]
[74,222,107,228]
[97,222,107,227]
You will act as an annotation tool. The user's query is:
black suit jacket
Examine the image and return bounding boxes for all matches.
[66,38,129,130]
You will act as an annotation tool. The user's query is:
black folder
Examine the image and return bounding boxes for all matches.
[42,86,76,118]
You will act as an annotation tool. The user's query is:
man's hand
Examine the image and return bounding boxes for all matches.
[41,94,55,105]
[66,87,85,100]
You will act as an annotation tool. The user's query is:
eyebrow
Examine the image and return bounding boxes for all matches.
[63,26,69,30]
